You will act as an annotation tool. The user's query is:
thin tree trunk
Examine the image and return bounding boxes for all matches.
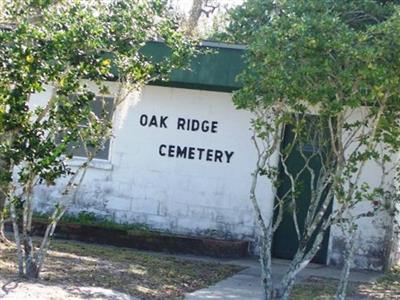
[260,227,274,300]
[10,200,24,276]
[0,158,9,243]
[0,212,9,243]
[186,0,206,36]
[23,225,38,278]
[335,227,356,300]
[35,160,91,276]
[22,178,38,279]
[274,255,311,300]
[248,118,283,300]
[0,192,9,244]
[35,209,66,276]
[274,227,327,300]
[249,157,275,299]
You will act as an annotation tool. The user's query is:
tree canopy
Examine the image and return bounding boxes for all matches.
[0,0,195,279]
[224,0,400,43]
[224,0,400,299]
[231,0,400,149]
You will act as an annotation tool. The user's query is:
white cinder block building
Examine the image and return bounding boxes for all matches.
[31,42,400,270]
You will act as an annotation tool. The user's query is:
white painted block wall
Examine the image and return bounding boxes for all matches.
[33,84,273,240]
[327,108,397,270]
[30,83,396,270]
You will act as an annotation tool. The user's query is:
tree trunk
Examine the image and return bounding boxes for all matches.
[0,186,5,214]
[0,157,11,244]
[23,230,38,279]
[24,259,39,279]
[22,181,38,279]
[10,200,24,276]
[0,212,8,243]
[248,154,276,299]
[0,158,8,243]
[186,0,205,35]
[274,228,326,300]
[335,228,356,300]
[274,255,312,300]
[259,229,274,299]
[0,192,7,243]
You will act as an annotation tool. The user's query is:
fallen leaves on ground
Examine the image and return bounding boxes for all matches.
[291,268,400,300]
[0,239,242,300]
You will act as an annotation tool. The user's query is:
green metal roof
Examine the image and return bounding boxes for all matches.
[142,41,246,93]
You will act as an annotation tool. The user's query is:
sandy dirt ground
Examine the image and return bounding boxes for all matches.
[0,276,139,300]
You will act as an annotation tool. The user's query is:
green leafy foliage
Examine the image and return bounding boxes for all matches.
[0,0,195,189]
[225,1,400,298]
[0,0,196,278]
[231,0,400,181]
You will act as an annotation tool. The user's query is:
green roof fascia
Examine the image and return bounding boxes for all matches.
[141,41,246,93]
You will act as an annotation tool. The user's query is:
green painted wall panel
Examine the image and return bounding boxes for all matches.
[141,42,245,92]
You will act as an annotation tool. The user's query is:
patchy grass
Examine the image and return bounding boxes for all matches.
[291,267,400,300]
[356,266,400,299]
[0,239,242,299]
[291,277,337,300]
[3,239,400,300]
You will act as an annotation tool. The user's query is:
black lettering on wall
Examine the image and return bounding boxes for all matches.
[197,148,205,160]
[214,150,223,162]
[188,147,195,159]
[177,118,185,130]
[158,144,234,164]
[176,117,218,133]
[149,115,158,127]
[192,120,199,131]
[159,144,167,156]
[225,151,234,163]
[160,116,168,128]
[141,114,169,128]
[168,145,175,157]
[140,114,148,126]
[201,120,209,132]
[211,121,218,133]
[176,146,187,158]
[206,149,213,161]
[146,112,232,164]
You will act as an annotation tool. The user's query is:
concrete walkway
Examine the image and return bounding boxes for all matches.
[184,257,383,300]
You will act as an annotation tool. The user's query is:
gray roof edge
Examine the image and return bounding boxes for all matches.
[200,40,247,50]
[151,39,247,50]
